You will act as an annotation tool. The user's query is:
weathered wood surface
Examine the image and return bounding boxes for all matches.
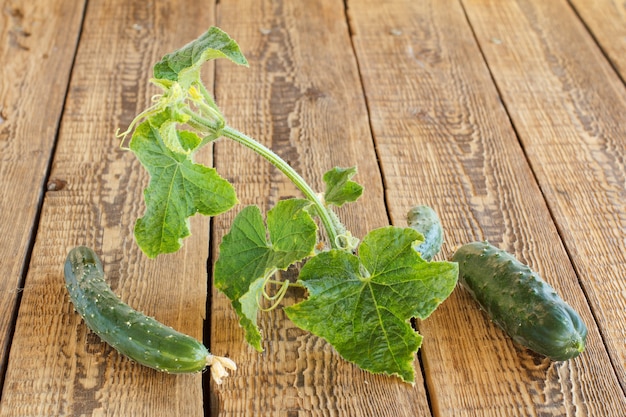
[0,0,216,416]
[463,0,626,393]
[0,0,624,416]
[569,0,626,79]
[349,0,626,415]
[0,0,85,381]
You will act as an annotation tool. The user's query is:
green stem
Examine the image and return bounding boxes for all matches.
[220,125,340,248]
[183,108,222,133]
[196,82,220,112]
[181,105,340,248]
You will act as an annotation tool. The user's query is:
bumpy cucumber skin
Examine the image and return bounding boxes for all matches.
[407,205,444,261]
[452,241,587,361]
[64,246,209,373]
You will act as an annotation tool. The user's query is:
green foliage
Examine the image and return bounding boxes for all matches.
[129,120,237,257]
[214,200,317,351]
[323,166,363,207]
[121,26,459,382]
[153,26,248,87]
[285,227,458,383]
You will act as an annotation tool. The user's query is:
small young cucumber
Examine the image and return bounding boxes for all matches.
[452,241,587,361]
[64,246,235,380]
[407,205,444,261]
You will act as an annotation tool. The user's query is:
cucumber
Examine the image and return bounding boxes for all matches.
[64,246,219,374]
[451,241,587,361]
[407,205,444,261]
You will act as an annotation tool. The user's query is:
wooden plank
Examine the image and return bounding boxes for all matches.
[0,0,84,375]
[209,0,433,415]
[568,0,626,80]
[463,0,626,392]
[0,1,217,416]
[348,0,626,415]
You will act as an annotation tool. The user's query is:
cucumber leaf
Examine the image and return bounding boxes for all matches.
[323,166,363,207]
[130,120,237,258]
[214,199,317,351]
[285,226,458,383]
[215,205,268,350]
[153,26,248,88]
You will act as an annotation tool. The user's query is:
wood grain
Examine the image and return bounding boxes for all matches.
[209,0,432,415]
[0,0,84,378]
[0,0,624,415]
[568,0,626,79]
[0,0,217,415]
[348,0,626,415]
[463,0,626,392]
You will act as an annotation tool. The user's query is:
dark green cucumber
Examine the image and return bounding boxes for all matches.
[407,205,444,261]
[452,241,587,361]
[64,246,210,373]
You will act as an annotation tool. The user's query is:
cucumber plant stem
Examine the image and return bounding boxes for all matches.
[220,125,340,248]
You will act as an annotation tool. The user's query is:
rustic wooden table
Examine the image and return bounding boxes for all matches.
[1,0,625,415]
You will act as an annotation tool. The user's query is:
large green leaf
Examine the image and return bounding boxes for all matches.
[285,226,458,383]
[130,121,237,257]
[214,200,317,351]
